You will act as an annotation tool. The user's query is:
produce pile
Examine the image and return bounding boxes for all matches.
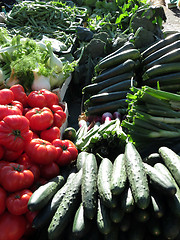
[0,85,79,240]
[0,0,179,240]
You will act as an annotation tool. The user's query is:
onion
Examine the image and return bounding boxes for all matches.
[113,111,121,120]
[101,112,113,123]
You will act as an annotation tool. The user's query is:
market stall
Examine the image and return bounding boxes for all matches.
[0,0,179,240]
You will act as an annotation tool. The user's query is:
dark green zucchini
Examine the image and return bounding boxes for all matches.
[81,153,98,220]
[85,98,128,116]
[133,207,150,223]
[110,153,127,195]
[85,90,130,107]
[141,32,180,59]
[119,213,131,232]
[48,169,82,240]
[97,198,112,235]
[144,72,180,87]
[142,62,180,81]
[159,83,180,92]
[99,79,136,94]
[96,48,140,71]
[92,59,136,83]
[99,41,135,64]
[28,175,64,212]
[83,71,134,94]
[143,40,180,65]
[143,162,177,196]
[124,142,150,210]
[159,146,180,186]
[32,172,75,229]
[104,224,119,240]
[144,48,180,71]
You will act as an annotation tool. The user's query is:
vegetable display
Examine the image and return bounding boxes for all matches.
[28,142,180,240]
[0,85,78,240]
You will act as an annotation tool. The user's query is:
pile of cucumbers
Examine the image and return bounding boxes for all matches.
[82,42,141,116]
[28,142,180,240]
[141,32,180,93]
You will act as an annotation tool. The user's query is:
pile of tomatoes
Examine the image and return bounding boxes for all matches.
[0,84,78,240]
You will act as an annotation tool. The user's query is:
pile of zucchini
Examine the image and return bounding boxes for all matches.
[82,42,141,116]
[141,32,180,93]
[28,142,180,240]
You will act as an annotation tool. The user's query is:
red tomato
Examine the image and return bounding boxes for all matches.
[25,138,57,165]
[6,189,32,215]
[0,211,26,240]
[25,107,54,131]
[11,100,23,113]
[0,104,22,121]
[27,89,59,108]
[25,210,39,224]
[0,145,4,160]
[0,89,14,105]
[0,163,34,192]
[0,115,32,151]
[52,139,78,166]
[40,126,61,142]
[40,162,60,180]
[50,105,66,128]
[10,84,28,107]
[17,153,40,182]
[0,187,7,215]
[3,148,23,162]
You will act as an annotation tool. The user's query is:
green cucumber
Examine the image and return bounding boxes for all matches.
[143,152,162,166]
[143,162,177,195]
[144,48,180,71]
[85,99,128,116]
[143,40,180,65]
[162,212,180,240]
[96,48,140,71]
[133,207,150,222]
[81,153,98,220]
[110,153,127,195]
[147,216,161,237]
[83,72,134,95]
[142,62,180,81]
[158,146,180,187]
[97,157,116,208]
[150,191,165,218]
[48,170,82,240]
[124,142,150,210]
[76,151,89,171]
[32,172,75,229]
[99,79,136,94]
[104,224,119,240]
[72,203,90,238]
[97,198,112,235]
[141,33,180,59]
[110,203,125,223]
[120,186,135,213]
[28,175,64,212]
[154,162,180,217]
[127,221,146,240]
